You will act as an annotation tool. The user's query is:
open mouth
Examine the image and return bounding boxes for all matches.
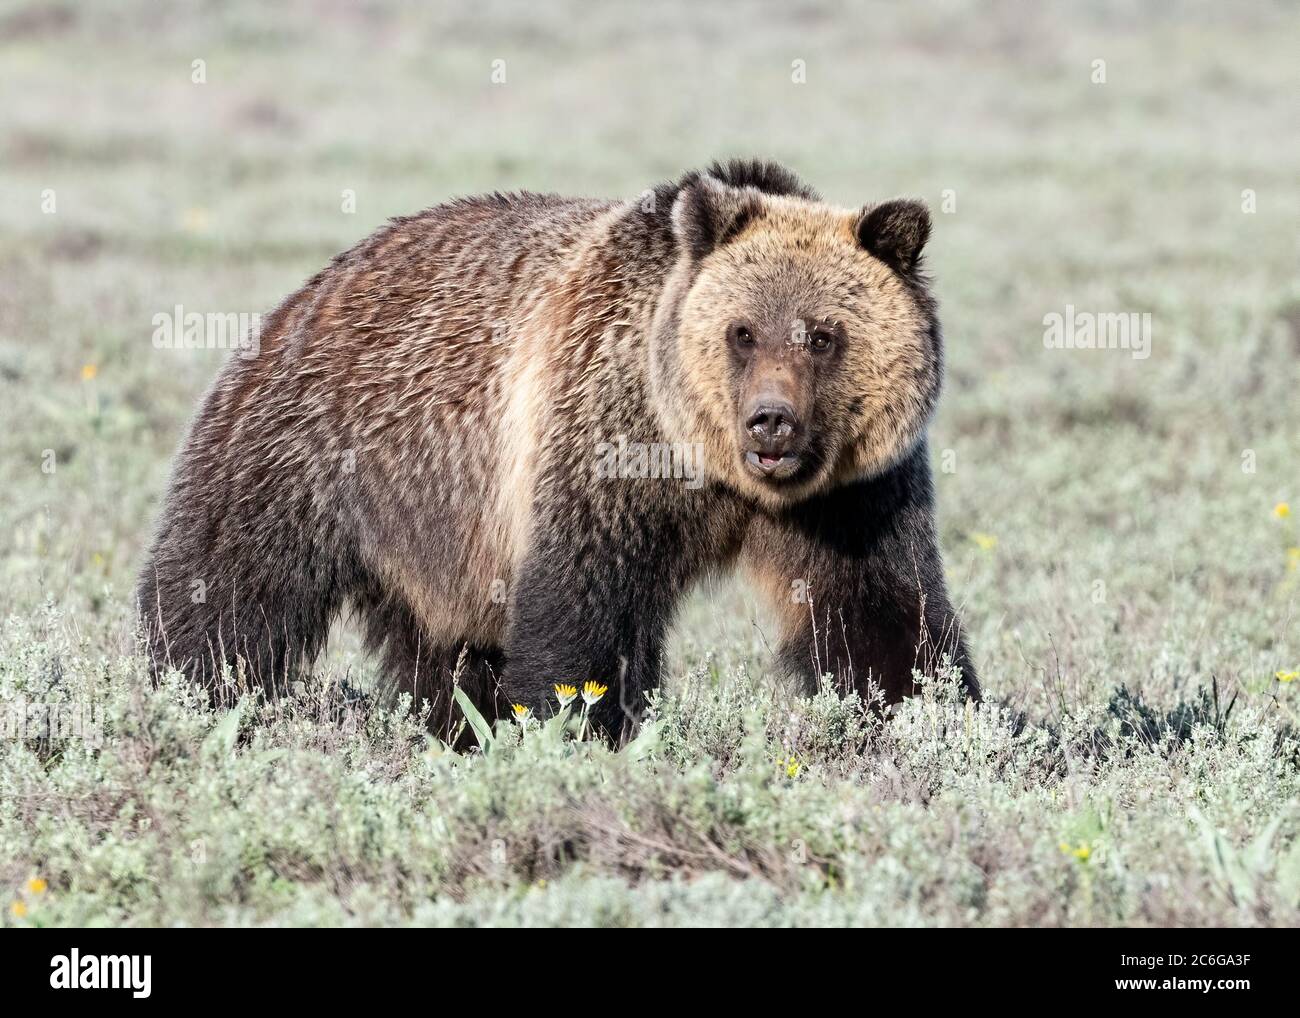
[744,450,801,480]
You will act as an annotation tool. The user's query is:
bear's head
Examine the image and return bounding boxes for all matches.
[649,163,942,508]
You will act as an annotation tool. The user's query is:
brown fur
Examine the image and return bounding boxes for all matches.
[138,160,977,740]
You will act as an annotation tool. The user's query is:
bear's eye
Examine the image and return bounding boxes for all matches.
[729,323,754,349]
[809,328,835,352]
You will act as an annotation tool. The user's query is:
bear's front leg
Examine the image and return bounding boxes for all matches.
[501,516,676,740]
[743,441,979,704]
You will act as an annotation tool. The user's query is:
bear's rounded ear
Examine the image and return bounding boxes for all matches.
[671,175,763,261]
[855,199,931,275]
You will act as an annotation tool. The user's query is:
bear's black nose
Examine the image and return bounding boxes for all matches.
[745,403,799,447]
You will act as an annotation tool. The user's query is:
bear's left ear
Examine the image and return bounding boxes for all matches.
[671,175,764,261]
[855,199,931,275]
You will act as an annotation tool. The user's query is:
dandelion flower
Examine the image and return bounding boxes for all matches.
[1277,670,1298,684]
[511,703,531,722]
[81,363,98,381]
[969,532,998,551]
[26,878,46,895]
[1274,502,1291,519]
[10,900,26,919]
[581,681,608,706]
[553,683,578,707]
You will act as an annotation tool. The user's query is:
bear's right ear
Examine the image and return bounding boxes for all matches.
[671,175,763,261]
[856,199,931,275]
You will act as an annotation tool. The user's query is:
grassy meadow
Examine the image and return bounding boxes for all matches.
[1,1,1297,926]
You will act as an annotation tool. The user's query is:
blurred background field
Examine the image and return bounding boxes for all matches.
[0,0,1297,927]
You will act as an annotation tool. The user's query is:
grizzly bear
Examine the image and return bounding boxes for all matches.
[137,159,978,738]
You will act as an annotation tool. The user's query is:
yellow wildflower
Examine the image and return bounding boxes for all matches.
[10,900,26,918]
[81,363,98,381]
[969,532,998,551]
[26,878,46,895]
[182,207,210,233]
[1274,502,1291,519]
[1277,670,1298,684]
[511,703,531,722]
[785,757,801,779]
[553,683,578,708]
[581,681,608,706]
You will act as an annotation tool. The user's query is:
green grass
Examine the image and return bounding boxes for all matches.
[1,0,1297,926]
